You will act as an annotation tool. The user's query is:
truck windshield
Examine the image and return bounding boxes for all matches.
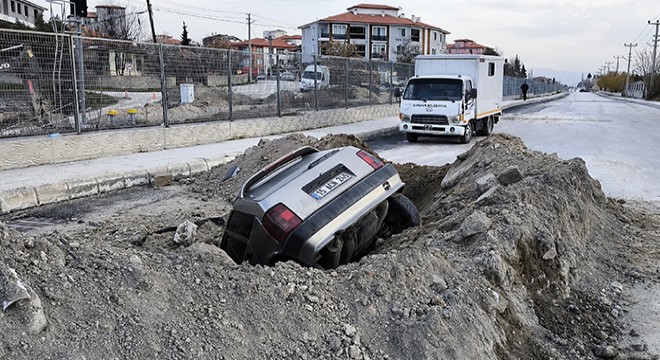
[302,71,323,80]
[403,79,463,101]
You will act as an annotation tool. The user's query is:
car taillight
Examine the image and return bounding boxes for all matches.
[263,203,302,245]
[357,150,383,170]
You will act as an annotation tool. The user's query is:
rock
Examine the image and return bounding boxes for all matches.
[475,185,503,206]
[610,282,623,292]
[630,344,646,351]
[496,166,523,186]
[173,220,198,246]
[592,345,618,359]
[475,173,499,193]
[457,210,492,239]
[629,328,640,337]
[307,295,320,304]
[348,345,362,359]
[432,276,448,292]
[595,330,608,340]
[344,324,357,337]
[69,241,80,248]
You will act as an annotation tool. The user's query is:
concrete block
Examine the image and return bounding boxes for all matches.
[205,155,234,170]
[67,179,99,200]
[188,159,209,175]
[34,183,70,206]
[96,175,127,193]
[0,187,38,214]
[123,171,150,188]
[166,163,191,179]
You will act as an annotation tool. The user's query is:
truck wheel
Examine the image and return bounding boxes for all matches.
[477,116,494,136]
[406,133,418,142]
[460,122,473,144]
[383,193,420,235]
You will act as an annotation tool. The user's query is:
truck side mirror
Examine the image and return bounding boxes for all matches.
[470,88,478,99]
[393,88,402,98]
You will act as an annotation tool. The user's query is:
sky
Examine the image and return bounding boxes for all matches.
[36,0,660,86]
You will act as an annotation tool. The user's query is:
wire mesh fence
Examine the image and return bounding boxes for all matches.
[1,29,76,138]
[1,28,566,139]
[503,75,565,100]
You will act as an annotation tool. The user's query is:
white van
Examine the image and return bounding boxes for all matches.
[300,65,330,92]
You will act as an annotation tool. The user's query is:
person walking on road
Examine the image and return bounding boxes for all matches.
[520,82,529,101]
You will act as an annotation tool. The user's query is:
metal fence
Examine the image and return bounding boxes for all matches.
[1,28,564,139]
[503,75,565,100]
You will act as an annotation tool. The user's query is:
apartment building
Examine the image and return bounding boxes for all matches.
[299,4,449,63]
[0,0,46,27]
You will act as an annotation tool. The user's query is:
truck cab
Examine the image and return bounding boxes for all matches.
[300,65,330,92]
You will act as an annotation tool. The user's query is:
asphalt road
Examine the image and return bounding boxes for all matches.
[368,92,660,206]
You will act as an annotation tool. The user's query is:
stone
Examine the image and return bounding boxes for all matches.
[475,173,499,193]
[592,345,618,359]
[173,220,198,246]
[344,324,357,337]
[457,210,492,239]
[496,166,523,186]
[631,344,646,351]
[348,345,362,359]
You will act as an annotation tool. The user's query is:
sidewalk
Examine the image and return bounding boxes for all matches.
[0,94,564,214]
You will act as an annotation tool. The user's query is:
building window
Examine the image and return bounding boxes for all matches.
[10,1,15,13]
[372,43,386,59]
[24,5,28,16]
[372,26,387,41]
[488,63,495,76]
[433,32,437,41]
[349,26,365,39]
[333,24,347,40]
[17,2,21,14]
[319,24,330,38]
[400,28,406,37]
[411,29,420,42]
[34,9,38,19]
[432,49,436,55]
[355,44,366,57]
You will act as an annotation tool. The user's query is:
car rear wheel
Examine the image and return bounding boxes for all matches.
[383,193,420,235]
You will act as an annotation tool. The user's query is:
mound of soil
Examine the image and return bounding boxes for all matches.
[1,133,659,359]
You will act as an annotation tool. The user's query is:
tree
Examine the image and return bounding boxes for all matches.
[396,39,420,63]
[504,55,527,78]
[483,47,501,56]
[180,22,191,46]
[321,41,357,57]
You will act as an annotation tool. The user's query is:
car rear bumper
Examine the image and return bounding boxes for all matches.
[280,164,403,265]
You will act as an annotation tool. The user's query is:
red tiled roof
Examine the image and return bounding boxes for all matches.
[232,38,298,49]
[318,12,449,33]
[448,39,488,49]
[278,35,302,40]
[347,4,399,11]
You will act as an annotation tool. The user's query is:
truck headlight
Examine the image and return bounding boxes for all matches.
[448,116,460,124]
[401,114,411,122]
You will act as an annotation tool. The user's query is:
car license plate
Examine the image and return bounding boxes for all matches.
[311,172,352,200]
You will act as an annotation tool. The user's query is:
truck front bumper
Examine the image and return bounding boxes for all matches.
[399,122,467,136]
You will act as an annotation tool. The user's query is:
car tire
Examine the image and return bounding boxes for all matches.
[384,193,420,235]
[406,133,418,142]
[460,122,473,144]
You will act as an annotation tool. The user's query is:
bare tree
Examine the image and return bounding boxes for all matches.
[91,1,145,41]
[321,41,357,57]
[633,48,660,76]
[395,39,420,63]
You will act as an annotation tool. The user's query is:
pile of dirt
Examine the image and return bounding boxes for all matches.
[1,133,659,359]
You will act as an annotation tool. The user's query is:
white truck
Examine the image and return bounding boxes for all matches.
[300,65,330,92]
[397,54,504,143]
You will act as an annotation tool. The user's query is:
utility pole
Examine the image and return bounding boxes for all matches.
[613,55,625,73]
[605,61,613,73]
[247,13,253,83]
[649,20,659,96]
[146,0,157,43]
[624,43,637,97]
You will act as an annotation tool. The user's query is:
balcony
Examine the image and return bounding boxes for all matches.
[371,35,387,41]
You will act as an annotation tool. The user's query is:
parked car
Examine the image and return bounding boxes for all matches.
[220,146,420,269]
[280,71,296,81]
[256,74,267,80]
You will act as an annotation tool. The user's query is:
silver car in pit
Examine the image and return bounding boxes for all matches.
[220,146,420,269]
